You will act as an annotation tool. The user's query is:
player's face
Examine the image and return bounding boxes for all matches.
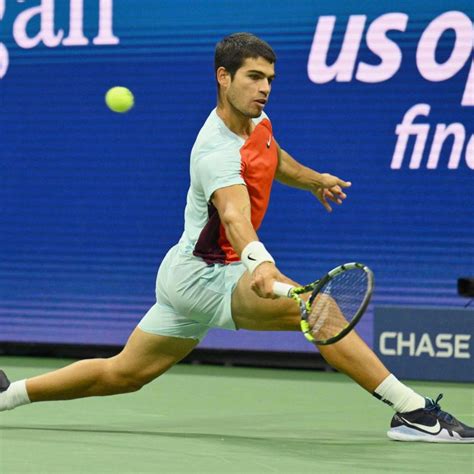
[225,57,275,118]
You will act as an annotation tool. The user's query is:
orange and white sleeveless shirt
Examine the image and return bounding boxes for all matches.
[178,109,278,264]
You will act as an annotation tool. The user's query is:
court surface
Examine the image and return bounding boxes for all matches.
[0,356,472,473]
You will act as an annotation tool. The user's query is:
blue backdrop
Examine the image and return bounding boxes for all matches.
[1,1,473,352]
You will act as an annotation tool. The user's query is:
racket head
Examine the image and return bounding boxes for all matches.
[300,262,374,345]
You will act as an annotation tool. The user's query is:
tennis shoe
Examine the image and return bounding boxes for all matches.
[0,370,10,392]
[387,394,474,443]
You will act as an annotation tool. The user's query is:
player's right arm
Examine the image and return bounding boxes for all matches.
[211,185,284,298]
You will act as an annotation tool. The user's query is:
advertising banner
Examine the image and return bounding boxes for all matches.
[374,306,473,381]
[1,1,472,350]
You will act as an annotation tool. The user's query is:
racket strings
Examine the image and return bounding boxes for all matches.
[307,268,369,340]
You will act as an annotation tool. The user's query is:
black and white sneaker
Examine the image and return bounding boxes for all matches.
[388,394,474,443]
[0,370,10,392]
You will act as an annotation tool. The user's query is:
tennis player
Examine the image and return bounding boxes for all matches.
[1,33,472,443]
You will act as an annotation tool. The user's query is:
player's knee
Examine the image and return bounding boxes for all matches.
[120,376,144,393]
[112,371,148,394]
[106,358,150,394]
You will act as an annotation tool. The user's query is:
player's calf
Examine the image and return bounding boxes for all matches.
[0,357,151,411]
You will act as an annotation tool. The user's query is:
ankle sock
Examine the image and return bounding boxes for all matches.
[373,374,425,413]
[0,380,31,411]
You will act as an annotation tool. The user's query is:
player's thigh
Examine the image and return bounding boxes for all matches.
[231,271,300,331]
[111,327,198,384]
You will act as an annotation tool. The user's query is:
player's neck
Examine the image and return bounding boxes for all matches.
[216,104,254,139]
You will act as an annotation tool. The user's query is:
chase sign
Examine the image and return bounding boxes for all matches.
[374,306,473,382]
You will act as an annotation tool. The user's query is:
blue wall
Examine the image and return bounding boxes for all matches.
[1,1,472,351]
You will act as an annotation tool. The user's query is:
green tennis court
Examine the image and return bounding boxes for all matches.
[0,356,472,473]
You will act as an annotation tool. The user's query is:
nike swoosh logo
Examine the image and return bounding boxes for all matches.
[248,254,257,261]
[266,136,272,148]
[400,417,442,435]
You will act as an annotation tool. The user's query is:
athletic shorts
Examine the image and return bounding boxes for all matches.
[138,244,246,341]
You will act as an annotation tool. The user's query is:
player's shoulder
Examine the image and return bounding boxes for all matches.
[191,109,239,159]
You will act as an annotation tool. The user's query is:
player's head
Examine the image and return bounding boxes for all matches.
[215,33,277,118]
[215,33,276,80]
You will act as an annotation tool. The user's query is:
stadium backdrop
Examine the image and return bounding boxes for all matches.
[0,1,473,354]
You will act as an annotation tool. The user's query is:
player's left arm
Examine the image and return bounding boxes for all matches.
[274,141,351,212]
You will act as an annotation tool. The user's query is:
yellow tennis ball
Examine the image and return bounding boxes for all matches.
[105,86,134,113]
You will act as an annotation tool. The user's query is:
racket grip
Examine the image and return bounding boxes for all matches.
[272,281,295,297]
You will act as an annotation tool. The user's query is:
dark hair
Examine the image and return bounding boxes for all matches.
[214,32,276,79]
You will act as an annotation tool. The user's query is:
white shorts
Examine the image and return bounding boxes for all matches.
[138,244,246,341]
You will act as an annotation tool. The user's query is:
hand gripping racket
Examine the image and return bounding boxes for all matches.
[273,263,374,345]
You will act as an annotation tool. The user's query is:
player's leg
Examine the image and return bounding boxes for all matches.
[232,271,474,442]
[0,245,211,412]
[0,327,198,410]
[27,328,198,402]
[231,271,390,392]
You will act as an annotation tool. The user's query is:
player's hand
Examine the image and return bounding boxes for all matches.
[311,173,351,213]
[250,261,285,299]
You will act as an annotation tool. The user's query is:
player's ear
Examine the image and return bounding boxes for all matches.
[216,67,231,89]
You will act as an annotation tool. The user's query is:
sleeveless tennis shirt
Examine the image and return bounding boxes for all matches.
[178,109,278,264]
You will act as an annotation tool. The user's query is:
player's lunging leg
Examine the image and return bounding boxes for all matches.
[231,271,474,443]
[0,328,198,410]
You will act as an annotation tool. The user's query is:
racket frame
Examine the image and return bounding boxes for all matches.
[287,262,374,346]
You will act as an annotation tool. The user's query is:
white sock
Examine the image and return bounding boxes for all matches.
[373,374,425,413]
[0,380,31,411]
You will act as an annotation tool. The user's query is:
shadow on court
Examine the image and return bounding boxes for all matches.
[1,423,386,447]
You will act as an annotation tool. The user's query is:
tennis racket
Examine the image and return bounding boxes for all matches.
[273,262,374,345]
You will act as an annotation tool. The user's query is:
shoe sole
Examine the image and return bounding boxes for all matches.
[388,426,474,443]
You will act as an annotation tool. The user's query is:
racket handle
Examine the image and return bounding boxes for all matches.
[273,281,295,297]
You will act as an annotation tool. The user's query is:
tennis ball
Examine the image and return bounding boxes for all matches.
[105,86,134,113]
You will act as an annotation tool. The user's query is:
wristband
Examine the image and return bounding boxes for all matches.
[241,241,275,274]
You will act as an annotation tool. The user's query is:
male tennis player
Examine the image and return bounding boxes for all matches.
[1,33,472,443]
